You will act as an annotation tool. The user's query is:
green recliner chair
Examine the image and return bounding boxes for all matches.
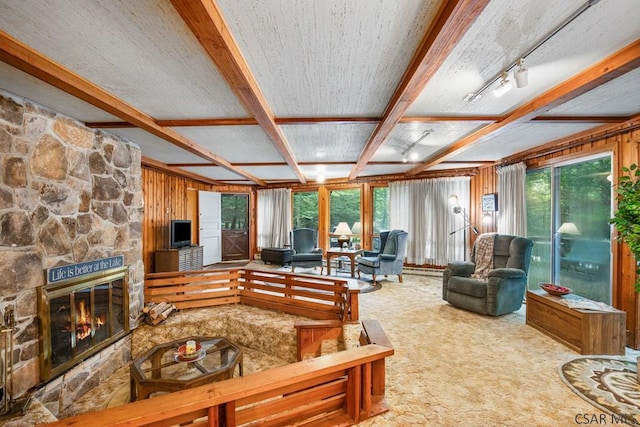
[442,234,534,316]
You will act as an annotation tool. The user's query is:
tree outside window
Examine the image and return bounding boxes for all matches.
[293,191,318,230]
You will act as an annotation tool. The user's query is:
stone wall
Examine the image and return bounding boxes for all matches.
[0,91,144,414]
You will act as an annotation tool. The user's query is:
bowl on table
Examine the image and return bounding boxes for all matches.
[539,283,572,296]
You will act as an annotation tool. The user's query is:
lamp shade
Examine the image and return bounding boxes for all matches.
[351,221,362,235]
[557,222,581,235]
[334,222,352,236]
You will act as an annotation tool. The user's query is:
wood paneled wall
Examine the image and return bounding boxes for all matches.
[142,166,252,274]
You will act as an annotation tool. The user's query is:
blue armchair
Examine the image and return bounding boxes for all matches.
[443,234,534,316]
[290,228,324,273]
[357,230,408,284]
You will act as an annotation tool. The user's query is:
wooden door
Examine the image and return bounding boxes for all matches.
[221,194,249,261]
[198,191,222,265]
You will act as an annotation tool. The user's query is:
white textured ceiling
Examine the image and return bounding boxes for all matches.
[0,0,638,185]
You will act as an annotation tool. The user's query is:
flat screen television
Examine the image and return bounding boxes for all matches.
[170,219,192,248]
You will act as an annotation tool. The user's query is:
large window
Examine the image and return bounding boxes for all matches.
[526,155,612,303]
[372,187,389,250]
[329,189,361,247]
[292,191,318,230]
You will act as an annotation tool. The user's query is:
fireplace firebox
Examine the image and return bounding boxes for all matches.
[37,266,129,382]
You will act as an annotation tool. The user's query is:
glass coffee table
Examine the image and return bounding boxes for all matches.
[129,336,243,401]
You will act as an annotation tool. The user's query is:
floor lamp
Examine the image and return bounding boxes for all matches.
[449,195,478,261]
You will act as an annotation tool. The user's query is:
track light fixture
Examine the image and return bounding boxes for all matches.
[514,58,528,88]
[400,130,432,163]
[493,72,513,97]
[464,0,599,101]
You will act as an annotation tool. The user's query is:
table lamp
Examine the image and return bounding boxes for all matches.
[334,222,352,248]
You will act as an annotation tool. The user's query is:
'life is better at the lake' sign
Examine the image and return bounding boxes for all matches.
[47,255,125,284]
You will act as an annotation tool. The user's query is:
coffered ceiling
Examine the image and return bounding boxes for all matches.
[0,0,638,186]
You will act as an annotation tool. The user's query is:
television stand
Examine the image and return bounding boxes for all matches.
[155,246,203,272]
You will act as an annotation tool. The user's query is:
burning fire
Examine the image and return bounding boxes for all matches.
[75,300,106,341]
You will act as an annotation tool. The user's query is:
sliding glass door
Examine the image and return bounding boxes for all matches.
[526,155,612,303]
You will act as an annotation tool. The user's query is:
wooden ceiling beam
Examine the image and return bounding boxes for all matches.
[0,30,266,185]
[141,157,223,186]
[348,0,491,180]
[171,0,306,184]
[86,114,630,130]
[408,39,640,175]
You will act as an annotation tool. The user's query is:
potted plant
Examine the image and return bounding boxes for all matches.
[610,164,640,291]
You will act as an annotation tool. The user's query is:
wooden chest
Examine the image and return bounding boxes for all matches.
[526,290,626,355]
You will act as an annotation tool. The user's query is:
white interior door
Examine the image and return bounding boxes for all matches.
[198,191,221,265]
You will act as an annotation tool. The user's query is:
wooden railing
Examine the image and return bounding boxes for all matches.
[43,344,393,427]
[144,268,359,322]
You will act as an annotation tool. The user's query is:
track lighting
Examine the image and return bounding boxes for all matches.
[514,58,528,88]
[493,72,513,97]
[464,1,599,101]
[400,130,432,163]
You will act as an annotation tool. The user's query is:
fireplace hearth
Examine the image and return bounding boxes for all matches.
[37,266,130,382]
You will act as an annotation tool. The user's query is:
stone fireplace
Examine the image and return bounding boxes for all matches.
[38,262,130,382]
[0,91,144,416]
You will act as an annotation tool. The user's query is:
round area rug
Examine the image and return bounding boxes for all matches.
[559,357,640,422]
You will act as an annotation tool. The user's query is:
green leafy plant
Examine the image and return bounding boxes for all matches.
[610,164,640,291]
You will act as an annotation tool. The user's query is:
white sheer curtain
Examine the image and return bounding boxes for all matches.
[256,188,291,249]
[497,162,527,236]
[390,176,470,265]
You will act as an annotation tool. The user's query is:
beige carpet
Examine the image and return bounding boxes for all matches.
[59,262,640,426]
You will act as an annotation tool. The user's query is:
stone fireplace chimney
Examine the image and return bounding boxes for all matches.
[0,91,144,416]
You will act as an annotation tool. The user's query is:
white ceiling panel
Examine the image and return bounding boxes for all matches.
[109,128,208,165]
[282,124,376,162]
[173,126,285,163]
[239,166,300,182]
[0,0,247,119]
[375,122,486,162]
[449,122,600,162]
[0,66,119,123]
[359,164,414,178]
[181,166,249,182]
[407,0,640,116]
[216,0,439,117]
[300,164,356,182]
[544,69,640,116]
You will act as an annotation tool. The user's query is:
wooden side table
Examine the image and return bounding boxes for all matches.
[325,249,363,277]
[526,290,626,355]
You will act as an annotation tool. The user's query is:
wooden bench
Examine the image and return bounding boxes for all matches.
[44,344,394,427]
[144,268,359,323]
[359,319,393,348]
